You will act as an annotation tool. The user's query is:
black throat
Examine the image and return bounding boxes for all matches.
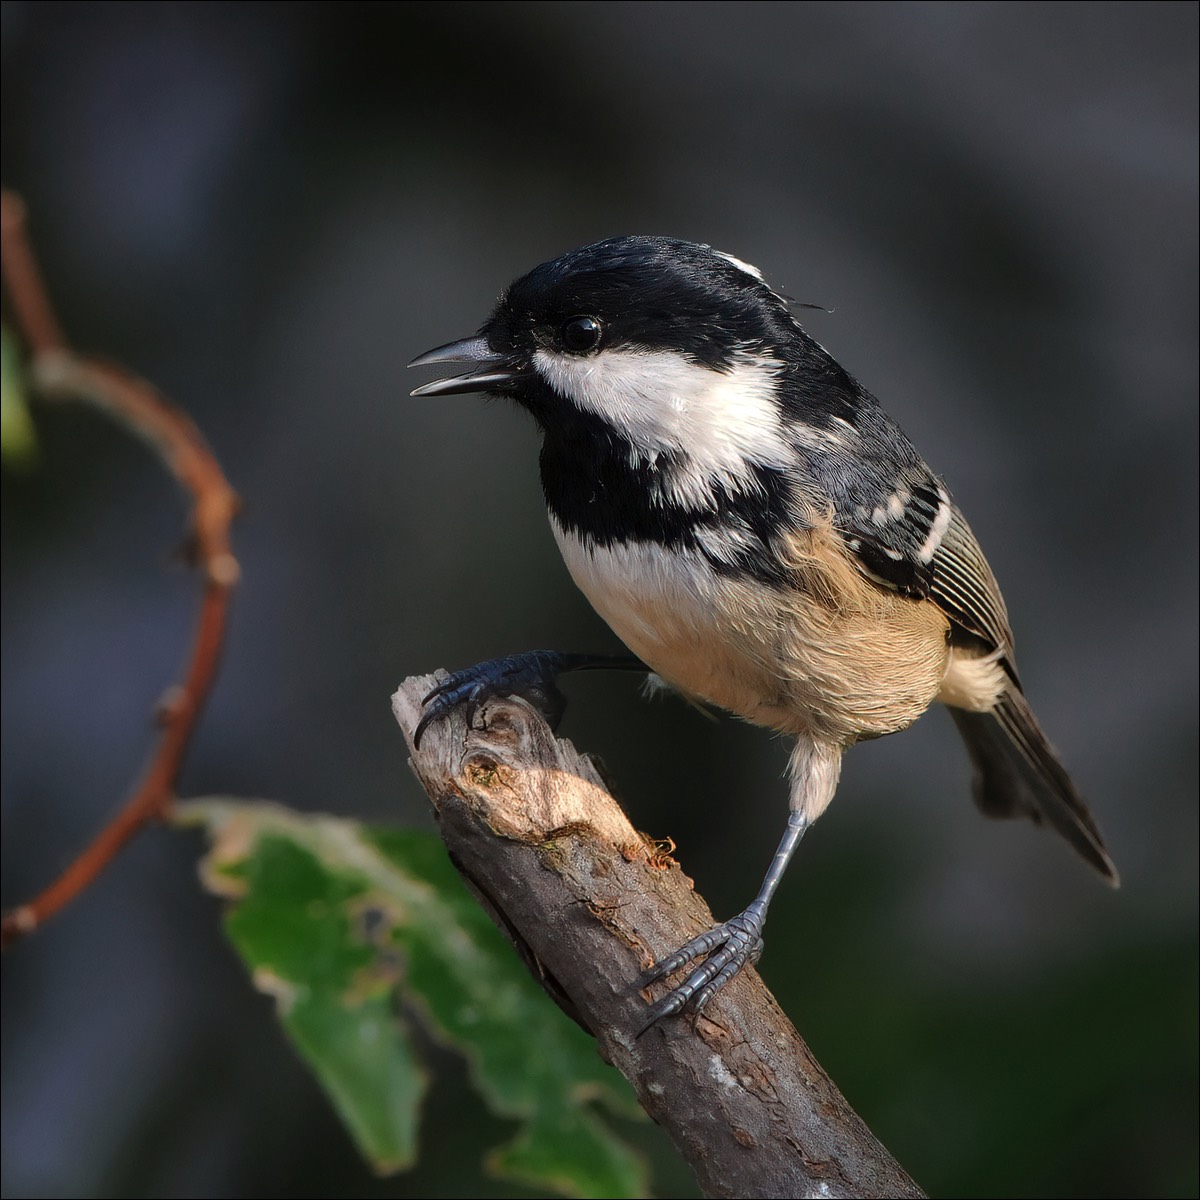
[535,400,794,587]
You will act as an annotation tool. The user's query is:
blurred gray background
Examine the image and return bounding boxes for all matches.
[2,3,1196,1197]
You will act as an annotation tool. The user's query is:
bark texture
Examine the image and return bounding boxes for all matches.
[393,673,924,1200]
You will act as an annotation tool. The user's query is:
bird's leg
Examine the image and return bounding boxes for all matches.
[636,739,841,1032]
[414,650,646,747]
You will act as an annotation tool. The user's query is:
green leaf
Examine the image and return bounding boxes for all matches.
[1,326,38,469]
[178,798,647,1199]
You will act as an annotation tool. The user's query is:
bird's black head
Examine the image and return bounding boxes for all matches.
[409,236,894,567]
[486,235,797,371]
[408,235,883,508]
[409,236,802,413]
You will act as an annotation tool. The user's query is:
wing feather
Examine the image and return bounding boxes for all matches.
[831,465,1014,666]
[930,506,1014,660]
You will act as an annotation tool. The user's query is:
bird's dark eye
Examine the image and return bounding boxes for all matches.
[561,315,603,353]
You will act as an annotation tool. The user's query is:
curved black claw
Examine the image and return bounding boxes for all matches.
[413,651,578,749]
[413,650,648,749]
[635,903,767,1035]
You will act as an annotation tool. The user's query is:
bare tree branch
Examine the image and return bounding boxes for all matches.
[393,672,925,1200]
[0,190,240,948]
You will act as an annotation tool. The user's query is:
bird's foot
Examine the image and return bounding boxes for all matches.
[636,902,766,1033]
[414,651,577,748]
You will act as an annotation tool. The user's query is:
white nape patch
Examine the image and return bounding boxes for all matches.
[533,346,791,505]
[713,250,766,282]
[916,485,951,563]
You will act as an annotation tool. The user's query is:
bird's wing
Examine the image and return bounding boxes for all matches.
[928,504,1014,658]
[828,465,1015,662]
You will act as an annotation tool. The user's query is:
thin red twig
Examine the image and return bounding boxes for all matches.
[0,189,241,948]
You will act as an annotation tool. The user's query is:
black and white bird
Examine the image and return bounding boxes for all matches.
[409,235,1117,1029]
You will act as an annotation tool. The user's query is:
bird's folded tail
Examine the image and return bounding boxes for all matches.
[949,689,1119,886]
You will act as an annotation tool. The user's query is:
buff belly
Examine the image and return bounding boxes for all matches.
[551,521,953,746]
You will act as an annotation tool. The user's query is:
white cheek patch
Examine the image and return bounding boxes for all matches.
[533,347,788,462]
[534,346,793,501]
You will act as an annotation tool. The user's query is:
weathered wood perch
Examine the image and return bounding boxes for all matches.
[392,672,924,1200]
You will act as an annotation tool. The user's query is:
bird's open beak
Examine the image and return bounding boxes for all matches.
[408,336,526,397]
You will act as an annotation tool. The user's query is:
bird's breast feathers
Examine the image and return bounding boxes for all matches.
[551,514,952,745]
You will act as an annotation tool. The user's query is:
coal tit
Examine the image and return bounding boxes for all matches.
[410,236,1117,1029]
